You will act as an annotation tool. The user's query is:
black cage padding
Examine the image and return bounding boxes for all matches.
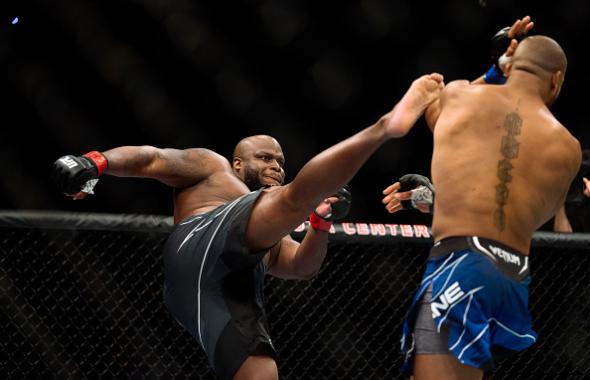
[1,211,589,379]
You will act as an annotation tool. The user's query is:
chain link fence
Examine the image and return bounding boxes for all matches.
[1,211,589,379]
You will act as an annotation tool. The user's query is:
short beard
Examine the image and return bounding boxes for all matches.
[242,166,264,191]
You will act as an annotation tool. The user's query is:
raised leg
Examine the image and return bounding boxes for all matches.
[246,73,444,250]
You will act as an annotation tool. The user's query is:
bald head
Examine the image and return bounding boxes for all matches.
[512,35,567,77]
[509,35,567,105]
[233,135,281,158]
[232,135,285,189]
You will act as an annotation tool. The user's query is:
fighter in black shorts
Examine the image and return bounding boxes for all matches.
[161,137,352,379]
[52,72,444,380]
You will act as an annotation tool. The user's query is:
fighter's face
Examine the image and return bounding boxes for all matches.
[235,149,285,190]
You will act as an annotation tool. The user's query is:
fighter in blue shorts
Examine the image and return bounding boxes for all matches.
[400,236,536,372]
[382,16,581,379]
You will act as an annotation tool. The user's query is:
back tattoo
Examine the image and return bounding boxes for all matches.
[494,111,523,231]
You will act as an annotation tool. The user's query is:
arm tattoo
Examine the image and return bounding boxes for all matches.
[494,111,522,231]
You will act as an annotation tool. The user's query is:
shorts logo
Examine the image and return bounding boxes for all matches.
[489,245,521,265]
[60,156,79,169]
[431,282,465,318]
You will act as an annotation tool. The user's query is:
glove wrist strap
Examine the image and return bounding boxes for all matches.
[309,212,332,232]
[83,151,108,176]
[484,64,507,84]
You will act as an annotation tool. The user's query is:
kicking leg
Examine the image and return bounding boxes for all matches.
[246,73,444,250]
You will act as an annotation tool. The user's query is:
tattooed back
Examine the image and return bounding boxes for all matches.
[429,80,580,254]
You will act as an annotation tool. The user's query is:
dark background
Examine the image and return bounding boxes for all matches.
[1,0,588,224]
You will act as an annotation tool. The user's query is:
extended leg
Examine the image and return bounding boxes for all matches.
[246,74,444,250]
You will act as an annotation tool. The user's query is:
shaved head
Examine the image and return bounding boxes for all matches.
[233,135,282,158]
[232,135,285,190]
[512,35,567,77]
[509,35,567,105]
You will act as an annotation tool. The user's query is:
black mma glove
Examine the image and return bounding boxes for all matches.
[52,151,108,195]
[309,185,352,231]
[398,174,435,214]
[322,185,352,221]
[485,26,525,84]
[490,27,513,69]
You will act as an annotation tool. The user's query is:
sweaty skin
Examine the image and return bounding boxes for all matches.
[428,37,581,255]
[410,34,582,380]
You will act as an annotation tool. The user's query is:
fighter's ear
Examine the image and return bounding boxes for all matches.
[551,70,563,90]
[233,157,243,172]
[549,70,564,100]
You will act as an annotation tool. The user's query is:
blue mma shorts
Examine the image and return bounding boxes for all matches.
[401,236,537,373]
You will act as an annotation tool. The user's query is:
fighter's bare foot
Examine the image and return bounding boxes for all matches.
[384,73,444,137]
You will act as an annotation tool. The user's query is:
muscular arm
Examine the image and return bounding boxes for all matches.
[427,17,532,131]
[265,230,330,280]
[103,145,228,188]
